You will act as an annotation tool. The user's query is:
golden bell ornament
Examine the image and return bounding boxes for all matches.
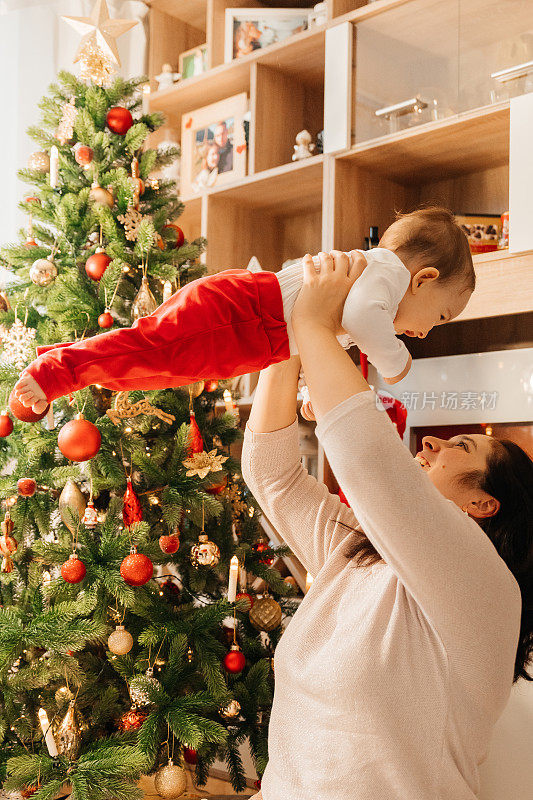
[55,686,75,706]
[29,256,58,287]
[108,624,134,655]
[190,532,220,568]
[59,479,86,534]
[153,759,188,799]
[28,151,50,172]
[54,699,83,760]
[132,276,158,320]
[249,595,282,632]
[219,698,241,719]
[89,182,114,208]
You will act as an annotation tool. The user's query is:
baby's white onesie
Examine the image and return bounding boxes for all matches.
[275,247,412,380]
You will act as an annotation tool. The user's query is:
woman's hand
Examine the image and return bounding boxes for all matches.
[292,250,363,334]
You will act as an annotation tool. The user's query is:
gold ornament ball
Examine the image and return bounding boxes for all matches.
[108,624,133,655]
[29,256,58,287]
[89,183,114,208]
[219,698,241,719]
[28,151,50,172]
[249,595,282,632]
[55,685,75,705]
[153,760,188,799]
[190,533,220,568]
[187,380,205,399]
[54,700,83,760]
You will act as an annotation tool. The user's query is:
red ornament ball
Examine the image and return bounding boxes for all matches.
[162,223,185,249]
[119,708,147,731]
[206,475,227,496]
[120,549,153,586]
[204,380,219,392]
[223,647,246,674]
[235,591,254,610]
[74,144,93,166]
[17,478,37,497]
[85,251,111,281]
[159,533,180,554]
[106,107,133,135]
[61,553,86,584]
[253,779,262,791]
[182,747,198,765]
[98,311,114,329]
[9,390,49,422]
[0,413,14,437]
[57,417,101,462]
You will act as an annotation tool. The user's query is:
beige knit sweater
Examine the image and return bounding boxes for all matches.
[241,391,522,800]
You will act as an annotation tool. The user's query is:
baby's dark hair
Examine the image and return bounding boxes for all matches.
[379,205,476,293]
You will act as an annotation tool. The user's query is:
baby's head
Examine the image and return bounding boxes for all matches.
[380,206,475,338]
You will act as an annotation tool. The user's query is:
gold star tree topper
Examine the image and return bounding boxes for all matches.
[62,0,137,68]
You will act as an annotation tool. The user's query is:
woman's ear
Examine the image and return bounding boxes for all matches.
[411,267,440,292]
[466,495,501,520]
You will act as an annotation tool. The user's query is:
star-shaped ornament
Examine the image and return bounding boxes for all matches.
[62,0,137,67]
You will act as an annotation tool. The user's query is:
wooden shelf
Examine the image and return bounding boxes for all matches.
[456,249,533,322]
[149,26,325,122]
[339,102,510,184]
[204,155,324,214]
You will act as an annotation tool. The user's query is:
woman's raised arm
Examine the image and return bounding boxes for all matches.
[243,357,359,577]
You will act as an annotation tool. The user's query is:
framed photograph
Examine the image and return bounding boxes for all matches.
[179,44,208,80]
[180,93,248,198]
[224,8,309,62]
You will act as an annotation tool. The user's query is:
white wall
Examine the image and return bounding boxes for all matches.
[0,0,149,285]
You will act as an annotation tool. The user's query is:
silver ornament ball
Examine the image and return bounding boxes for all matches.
[30,256,58,287]
[108,624,133,655]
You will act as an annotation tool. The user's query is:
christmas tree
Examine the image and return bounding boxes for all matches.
[0,8,297,799]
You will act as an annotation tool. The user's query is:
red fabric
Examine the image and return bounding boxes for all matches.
[26,269,290,403]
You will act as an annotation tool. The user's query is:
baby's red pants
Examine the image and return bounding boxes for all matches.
[26,269,290,403]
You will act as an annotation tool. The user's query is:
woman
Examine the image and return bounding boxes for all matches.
[243,251,533,800]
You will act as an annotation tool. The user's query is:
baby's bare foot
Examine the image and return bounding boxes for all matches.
[14,374,48,413]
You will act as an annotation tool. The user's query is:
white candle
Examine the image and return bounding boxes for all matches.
[305,571,314,593]
[38,707,59,756]
[227,555,239,602]
[49,146,59,188]
[223,389,234,413]
[142,84,151,114]
[238,564,247,590]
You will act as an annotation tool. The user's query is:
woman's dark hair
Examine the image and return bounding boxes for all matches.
[343,437,533,684]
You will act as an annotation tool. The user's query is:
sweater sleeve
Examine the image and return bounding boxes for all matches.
[241,419,360,577]
[315,391,522,666]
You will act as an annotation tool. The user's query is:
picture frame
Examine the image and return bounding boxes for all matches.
[180,93,248,199]
[178,44,209,80]
[224,8,309,63]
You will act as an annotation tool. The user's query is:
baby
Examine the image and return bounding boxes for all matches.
[13,206,475,417]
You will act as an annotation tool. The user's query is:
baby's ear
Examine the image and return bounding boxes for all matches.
[412,267,439,290]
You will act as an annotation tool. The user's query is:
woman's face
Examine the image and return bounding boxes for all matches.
[416,433,500,519]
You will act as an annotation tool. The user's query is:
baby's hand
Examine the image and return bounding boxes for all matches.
[300,399,316,421]
[383,353,412,385]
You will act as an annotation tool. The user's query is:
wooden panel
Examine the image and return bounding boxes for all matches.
[279,207,323,265]
[207,156,324,213]
[148,9,205,89]
[417,164,508,216]
[340,102,510,184]
[405,311,533,360]
[331,159,414,251]
[250,64,324,173]
[457,249,533,321]
[148,0,207,30]
[330,0,366,21]
[324,22,353,154]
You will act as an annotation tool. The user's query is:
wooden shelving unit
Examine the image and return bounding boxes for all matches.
[147,0,532,544]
